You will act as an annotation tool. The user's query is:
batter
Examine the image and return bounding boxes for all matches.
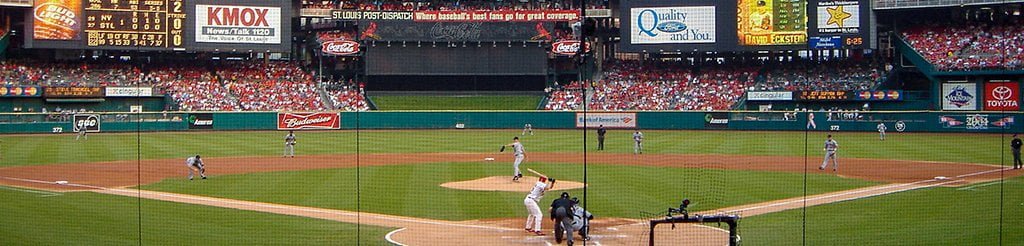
[524,177,554,235]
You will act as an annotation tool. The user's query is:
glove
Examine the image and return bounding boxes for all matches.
[500,146,506,152]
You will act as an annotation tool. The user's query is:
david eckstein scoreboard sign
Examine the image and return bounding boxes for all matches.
[196,5,281,44]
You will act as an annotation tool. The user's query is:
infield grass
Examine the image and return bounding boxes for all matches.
[371,95,543,110]
[734,176,1024,245]
[0,130,1010,167]
[140,162,877,221]
[0,186,392,245]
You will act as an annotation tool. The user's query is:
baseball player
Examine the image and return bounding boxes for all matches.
[633,129,644,154]
[524,176,555,236]
[283,131,296,158]
[522,123,534,136]
[569,197,593,241]
[502,137,526,181]
[76,126,87,140]
[597,125,607,151]
[819,135,839,171]
[551,192,575,245]
[185,155,207,180]
[877,122,887,141]
[1011,134,1022,169]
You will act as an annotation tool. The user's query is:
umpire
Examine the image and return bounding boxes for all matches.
[1013,134,1023,169]
[550,192,575,245]
[597,125,607,150]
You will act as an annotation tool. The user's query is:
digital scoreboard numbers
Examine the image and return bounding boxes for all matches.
[84,0,185,49]
[737,0,807,46]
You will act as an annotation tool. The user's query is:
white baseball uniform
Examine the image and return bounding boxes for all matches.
[185,156,206,179]
[633,131,644,154]
[524,181,548,231]
[819,139,839,171]
[877,123,887,140]
[512,142,525,177]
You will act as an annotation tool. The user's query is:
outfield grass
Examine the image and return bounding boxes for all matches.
[0,130,1011,167]
[0,186,392,245]
[371,95,543,110]
[140,162,877,221]
[734,176,1023,245]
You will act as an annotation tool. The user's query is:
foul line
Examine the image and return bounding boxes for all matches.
[0,185,61,197]
[957,180,1006,191]
[384,228,408,246]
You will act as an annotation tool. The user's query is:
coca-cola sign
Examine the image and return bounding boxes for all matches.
[322,40,360,55]
[551,41,590,56]
[278,112,341,130]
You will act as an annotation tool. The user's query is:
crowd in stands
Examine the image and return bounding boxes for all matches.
[902,20,1024,70]
[322,79,370,111]
[0,59,145,87]
[543,81,583,111]
[577,61,756,111]
[323,0,604,11]
[220,62,326,111]
[752,60,884,92]
[1,59,371,112]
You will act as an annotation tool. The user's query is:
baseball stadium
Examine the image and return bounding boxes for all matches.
[1,0,1023,245]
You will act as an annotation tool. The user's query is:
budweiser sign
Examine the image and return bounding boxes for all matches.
[322,40,360,55]
[551,41,590,56]
[278,113,341,130]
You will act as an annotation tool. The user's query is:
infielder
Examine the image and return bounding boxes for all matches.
[502,137,526,181]
[524,176,555,235]
[283,131,297,157]
[522,123,534,136]
[185,155,207,180]
[877,122,887,141]
[819,135,839,171]
[633,129,644,154]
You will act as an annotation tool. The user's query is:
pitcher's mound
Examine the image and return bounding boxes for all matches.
[441,176,586,192]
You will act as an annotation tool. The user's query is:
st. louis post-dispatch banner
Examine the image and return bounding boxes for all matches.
[196,4,282,44]
[576,113,637,128]
[631,6,716,44]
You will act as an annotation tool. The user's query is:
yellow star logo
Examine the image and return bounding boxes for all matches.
[826,6,852,28]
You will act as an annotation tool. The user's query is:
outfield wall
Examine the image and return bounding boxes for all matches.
[1,111,1020,134]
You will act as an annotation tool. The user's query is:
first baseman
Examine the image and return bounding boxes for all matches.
[185,155,207,180]
[877,122,887,141]
[819,135,839,171]
[524,176,554,235]
[283,131,296,157]
[503,137,526,181]
[633,129,644,154]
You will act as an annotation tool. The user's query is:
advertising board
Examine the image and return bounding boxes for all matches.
[630,6,716,44]
[576,113,637,128]
[195,4,281,44]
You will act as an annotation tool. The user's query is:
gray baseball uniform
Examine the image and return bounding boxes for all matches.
[820,139,839,171]
[633,131,644,154]
[284,133,296,157]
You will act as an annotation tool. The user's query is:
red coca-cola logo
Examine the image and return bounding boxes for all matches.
[551,41,590,55]
[277,113,341,130]
[322,40,360,55]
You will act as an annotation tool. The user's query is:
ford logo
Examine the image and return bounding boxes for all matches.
[656,21,687,33]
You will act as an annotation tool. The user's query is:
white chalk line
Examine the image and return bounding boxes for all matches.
[956,180,1006,191]
[0,185,61,197]
[384,228,408,246]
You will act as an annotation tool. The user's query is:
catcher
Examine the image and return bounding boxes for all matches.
[185,155,206,180]
[501,137,526,181]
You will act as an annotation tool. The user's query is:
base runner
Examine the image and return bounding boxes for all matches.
[185,155,207,180]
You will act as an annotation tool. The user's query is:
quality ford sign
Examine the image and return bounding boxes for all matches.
[631,6,715,44]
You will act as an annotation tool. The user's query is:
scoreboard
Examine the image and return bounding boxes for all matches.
[84,0,186,49]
